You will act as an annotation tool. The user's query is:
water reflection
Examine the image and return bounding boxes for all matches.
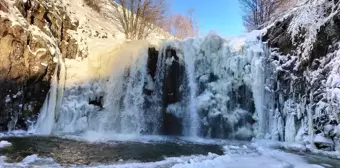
[0,136,223,166]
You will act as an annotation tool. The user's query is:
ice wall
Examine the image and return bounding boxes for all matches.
[33,33,271,140]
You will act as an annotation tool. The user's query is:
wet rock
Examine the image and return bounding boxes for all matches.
[263,16,294,55]
[162,48,185,135]
[0,0,79,131]
[88,96,103,109]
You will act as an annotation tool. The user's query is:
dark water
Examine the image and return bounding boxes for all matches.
[304,154,340,168]
[276,146,340,168]
[0,136,223,166]
[1,136,340,167]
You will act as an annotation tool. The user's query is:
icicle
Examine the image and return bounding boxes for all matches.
[307,92,314,141]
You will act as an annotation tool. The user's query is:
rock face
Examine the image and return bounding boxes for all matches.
[0,0,78,130]
[263,0,340,150]
[161,48,185,135]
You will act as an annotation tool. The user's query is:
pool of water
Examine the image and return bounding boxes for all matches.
[0,135,340,168]
[0,136,224,166]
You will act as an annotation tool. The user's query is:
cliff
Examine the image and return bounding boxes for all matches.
[263,0,340,150]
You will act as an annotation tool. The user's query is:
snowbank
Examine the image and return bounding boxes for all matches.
[253,139,340,159]
[0,154,61,168]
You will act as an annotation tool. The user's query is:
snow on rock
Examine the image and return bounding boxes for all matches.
[287,0,339,59]
[0,154,61,168]
[313,134,334,151]
[314,134,334,145]
[0,141,11,148]
[260,0,340,152]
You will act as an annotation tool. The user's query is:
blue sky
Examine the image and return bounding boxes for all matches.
[171,0,245,36]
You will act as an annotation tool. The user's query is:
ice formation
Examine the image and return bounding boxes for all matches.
[31,31,272,140]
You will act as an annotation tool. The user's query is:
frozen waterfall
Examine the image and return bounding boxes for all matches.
[33,33,271,140]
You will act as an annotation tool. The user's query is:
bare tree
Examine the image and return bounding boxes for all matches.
[239,0,292,31]
[0,0,9,12]
[165,9,199,39]
[112,0,167,40]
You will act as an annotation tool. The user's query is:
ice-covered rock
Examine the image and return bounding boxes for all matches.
[314,134,334,151]
[0,141,11,148]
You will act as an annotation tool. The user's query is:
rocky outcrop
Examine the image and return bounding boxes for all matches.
[0,0,79,130]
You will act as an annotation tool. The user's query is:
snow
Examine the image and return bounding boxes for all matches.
[0,154,60,168]
[287,0,340,59]
[255,0,340,148]
[253,139,340,159]
[167,103,185,118]
[63,0,172,59]
[27,46,47,58]
[40,62,48,67]
[5,95,11,103]
[197,91,214,110]
[0,141,11,148]
[314,134,334,145]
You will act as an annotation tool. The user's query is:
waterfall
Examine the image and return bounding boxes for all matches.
[33,33,270,140]
[251,51,266,138]
[182,40,199,137]
[33,67,58,134]
[32,59,66,134]
[99,42,150,134]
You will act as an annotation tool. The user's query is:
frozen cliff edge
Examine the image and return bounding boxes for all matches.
[262,0,340,151]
